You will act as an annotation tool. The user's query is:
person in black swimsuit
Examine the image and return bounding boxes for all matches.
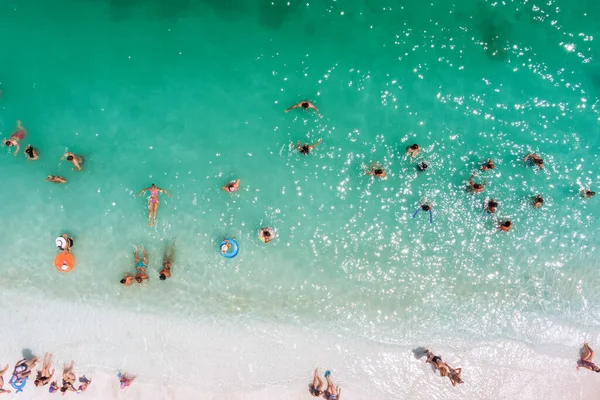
[309,368,323,397]
[424,349,448,376]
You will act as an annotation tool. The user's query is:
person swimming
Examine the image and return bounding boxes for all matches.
[486,199,498,213]
[24,145,39,160]
[309,368,324,397]
[578,342,600,372]
[481,159,495,170]
[159,240,176,280]
[222,179,241,193]
[524,153,544,169]
[296,139,322,155]
[133,245,148,283]
[581,189,595,199]
[61,152,84,171]
[424,349,448,377]
[120,273,135,286]
[406,144,420,157]
[34,353,54,387]
[417,161,429,171]
[46,175,67,184]
[498,220,513,232]
[469,174,487,193]
[138,184,172,226]
[533,194,544,208]
[258,227,274,243]
[366,162,387,178]
[413,201,433,224]
[285,100,320,116]
[3,120,26,156]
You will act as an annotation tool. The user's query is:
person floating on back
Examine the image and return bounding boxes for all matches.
[296,139,322,155]
[46,175,67,184]
[160,240,176,280]
[578,342,600,372]
[366,162,387,178]
[3,120,26,156]
[469,174,487,193]
[222,179,241,193]
[138,183,172,226]
[406,144,420,157]
[285,100,320,116]
[61,151,84,171]
[581,189,595,199]
[533,194,544,208]
[524,153,544,169]
[413,201,433,224]
[498,220,512,232]
[480,159,495,170]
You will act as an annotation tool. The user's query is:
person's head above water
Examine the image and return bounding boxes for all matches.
[120,278,127,284]
[533,158,544,165]
[410,144,419,150]
[4,140,13,146]
[135,277,143,283]
[66,155,74,161]
[300,144,310,154]
[489,200,498,207]
[374,168,384,175]
[301,102,309,109]
[503,220,512,227]
[263,230,271,237]
[159,273,167,281]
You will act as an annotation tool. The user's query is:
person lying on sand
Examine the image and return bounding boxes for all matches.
[424,349,448,376]
[13,357,38,379]
[118,371,135,389]
[0,364,11,394]
[60,361,77,394]
[34,353,54,387]
[308,368,323,397]
[447,366,464,386]
[323,370,341,400]
[578,342,600,372]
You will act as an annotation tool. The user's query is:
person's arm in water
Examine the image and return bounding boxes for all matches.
[523,153,532,162]
[158,187,172,198]
[12,141,20,156]
[137,187,151,196]
[310,139,322,150]
[309,104,321,116]
[285,102,302,112]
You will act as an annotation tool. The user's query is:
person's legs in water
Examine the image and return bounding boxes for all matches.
[134,246,140,265]
[310,368,323,396]
[142,246,148,266]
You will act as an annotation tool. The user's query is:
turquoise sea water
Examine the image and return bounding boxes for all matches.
[1,0,600,397]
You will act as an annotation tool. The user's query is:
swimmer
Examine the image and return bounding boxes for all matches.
[413,201,433,224]
[48,381,59,394]
[425,349,448,377]
[60,152,84,171]
[258,227,274,243]
[56,234,74,252]
[485,199,498,213]
[285,100,320,116]
[138,184,172,226]
[34,353,55,387]
[222,179,241,193]
[0,364,11,394]
[469,174,487,193]
[447,366,464,386]
[417,161,429,171]
[581,189,595,199]
[120,273,135,286]
[46,175,67,184]
[220,239,232,255]
[24,145,39,160]
[323,371,341,400]
[480,159,495,170]
[523,153,544,169]
[498,220,513,232]
[134,245,148,283]
[309,368,323,397]
[406,144,420,157]
[296,139,322,155]
[160,240,176,281]
[577,343,600,372]
[13,357,38,379]
[366,162,387,178]
[3,120,26,156]
[533,194,544,208]
[117,371,135,389]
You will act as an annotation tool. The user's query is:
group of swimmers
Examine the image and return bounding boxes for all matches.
[3,120,85,183]
[121,242,175,286]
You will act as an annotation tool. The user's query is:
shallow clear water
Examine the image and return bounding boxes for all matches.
[1,0,600,398]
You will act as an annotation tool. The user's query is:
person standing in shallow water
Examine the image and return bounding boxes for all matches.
[498,220,512,232]
[406,144,420,157]
[469,174,487,193]
[366,162,387,178]
[480,159,495,170]
[485,199,498,213]
[138,183,172,226]
[285,100,320,116]
[61,151,84,171]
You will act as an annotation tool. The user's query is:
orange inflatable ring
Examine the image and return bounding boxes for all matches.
[55,251,75,272]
